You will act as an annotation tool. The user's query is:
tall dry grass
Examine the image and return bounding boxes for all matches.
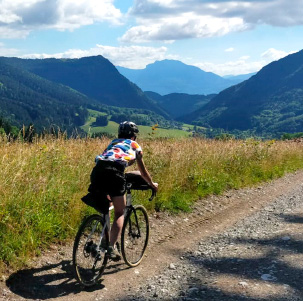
[1,136,303,271]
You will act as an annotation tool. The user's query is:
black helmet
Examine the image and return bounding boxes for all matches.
[118,121,139,138]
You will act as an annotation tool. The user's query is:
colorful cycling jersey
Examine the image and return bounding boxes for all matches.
[95,138,142,168]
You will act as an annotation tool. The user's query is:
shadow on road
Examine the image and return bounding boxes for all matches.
[6,259,127,300]
[7,260,93,299]
[184,229,303,300]
[279,213,303,224]
[118,210,303,301]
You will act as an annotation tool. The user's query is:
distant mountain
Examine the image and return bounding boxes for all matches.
[0,59,98,132]
[145,91,215,119]
[1,56,168,118]
[117,60,248,95]
[181,50,303,134]
[223,73,256,84]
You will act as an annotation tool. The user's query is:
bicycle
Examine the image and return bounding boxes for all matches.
[72,173,156,287]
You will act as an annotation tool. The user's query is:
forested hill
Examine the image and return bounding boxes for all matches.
[145,91,215,119]
[181,50,303,134]
[0,56,168,118]
[0,60,96,131]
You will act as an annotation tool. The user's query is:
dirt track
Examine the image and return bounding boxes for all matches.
[2,171,303,300]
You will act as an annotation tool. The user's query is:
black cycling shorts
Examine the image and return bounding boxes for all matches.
[89,160,126,197]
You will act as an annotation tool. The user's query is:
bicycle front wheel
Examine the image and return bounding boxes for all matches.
[72,214,109,287]
[121,205,149,267]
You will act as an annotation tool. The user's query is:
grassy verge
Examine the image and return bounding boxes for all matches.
[1,137,303,272]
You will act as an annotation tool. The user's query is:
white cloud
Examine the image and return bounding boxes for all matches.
[122,0,303,43]
[195,48,296,76]
[239,55,250,60]
[0,27,30,39]
[121,12,248,43]
[0,42,19,56]
[22,44,176,69]
[0,0,123,38]
[261,48,296,61]
[225,47,234,52]
[194,58,263,76]
[192,48,297,76]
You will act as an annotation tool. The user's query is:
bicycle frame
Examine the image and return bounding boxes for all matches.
[97,191,133,251]
[94,184,154,252]
[95,204,113,252]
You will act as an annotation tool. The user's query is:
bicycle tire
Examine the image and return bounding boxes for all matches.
[121,205,149,267]
[72,214,109,286]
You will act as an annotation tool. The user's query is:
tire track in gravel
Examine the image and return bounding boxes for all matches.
[2,171,303,301]
[124,174,303,300]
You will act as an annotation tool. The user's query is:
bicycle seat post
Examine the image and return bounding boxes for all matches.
[126,183,132,207]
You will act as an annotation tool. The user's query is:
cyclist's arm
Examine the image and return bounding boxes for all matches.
[136,151,158,192]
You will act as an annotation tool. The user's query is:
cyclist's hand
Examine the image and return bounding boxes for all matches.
[151,182,158,192]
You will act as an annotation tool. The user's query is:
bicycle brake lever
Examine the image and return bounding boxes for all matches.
[149,189,156,202]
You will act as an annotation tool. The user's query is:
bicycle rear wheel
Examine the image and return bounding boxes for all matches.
[72,214,109,286]
[121,205,149,267]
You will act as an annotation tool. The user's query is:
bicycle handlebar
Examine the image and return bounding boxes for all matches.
[126,182,156,201]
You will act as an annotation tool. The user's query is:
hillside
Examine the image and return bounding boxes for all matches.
[145,91,215,118]
[117,60,246,95]
[181,50,303,134]
[223,72,256,85]
[0,60,98,132]
[0,56,168,118]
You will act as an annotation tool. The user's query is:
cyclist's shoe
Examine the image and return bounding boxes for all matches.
[107,246,121,262]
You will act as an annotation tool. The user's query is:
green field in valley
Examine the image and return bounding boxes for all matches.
[81,109,192,138]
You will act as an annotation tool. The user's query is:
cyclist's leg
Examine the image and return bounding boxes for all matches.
[125,171,149,188]
[110,194,126,246]
[126,170,141,176]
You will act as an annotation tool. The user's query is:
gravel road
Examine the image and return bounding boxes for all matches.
[122,177,303,300]
[2,172,303,301]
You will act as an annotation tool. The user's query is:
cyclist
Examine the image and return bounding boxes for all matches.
[88,121,158,261]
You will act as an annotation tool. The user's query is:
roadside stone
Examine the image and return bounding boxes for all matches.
[188,287,199,294]
[169,263,176,270]
[261,274,277,281]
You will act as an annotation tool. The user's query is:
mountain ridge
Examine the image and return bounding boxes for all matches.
[117,60,254,95]
[0,56,169,118]
[0,59,96,131]
[180,50,303,134]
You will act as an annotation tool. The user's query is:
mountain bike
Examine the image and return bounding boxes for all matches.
[72,173,156,287]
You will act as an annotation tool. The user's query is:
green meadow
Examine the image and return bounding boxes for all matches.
[1,136,303,272]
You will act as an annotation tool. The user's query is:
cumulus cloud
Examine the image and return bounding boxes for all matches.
[121,0,303,43]
[0,42,19,56]
[121,13,248,43]
[22,44,176,69]
[192,48,297,76]
[261,48,296,61]
[0,0,122,38]
[225,47,235,52]
[194,57,264,76]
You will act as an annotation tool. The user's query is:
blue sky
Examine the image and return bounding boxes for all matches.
[0,0,302,76]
